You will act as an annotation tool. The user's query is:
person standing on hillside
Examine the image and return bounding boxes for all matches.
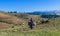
[28,18,35,29]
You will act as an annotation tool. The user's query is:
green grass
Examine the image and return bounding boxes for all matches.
[0,18,60,36]
[0,30,60,36]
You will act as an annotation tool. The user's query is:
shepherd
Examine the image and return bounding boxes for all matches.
[28,18,35,29]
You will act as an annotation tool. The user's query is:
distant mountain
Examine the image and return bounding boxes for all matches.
[27,11,56,15]
[26,11,60,18]
[27,10,60,15]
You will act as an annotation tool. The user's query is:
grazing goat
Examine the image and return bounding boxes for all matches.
[40,18,50,24]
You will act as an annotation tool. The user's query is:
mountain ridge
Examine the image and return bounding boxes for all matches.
[26,11,60,15]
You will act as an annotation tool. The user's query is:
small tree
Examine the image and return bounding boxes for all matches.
[14,11,17,13]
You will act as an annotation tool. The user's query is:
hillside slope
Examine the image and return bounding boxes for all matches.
[0,12,28,29]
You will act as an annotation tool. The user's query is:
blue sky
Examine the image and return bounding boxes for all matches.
[0,0,60,12]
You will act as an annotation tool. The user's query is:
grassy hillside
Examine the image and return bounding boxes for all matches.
[0,12,60,36]
[0,12,28,29]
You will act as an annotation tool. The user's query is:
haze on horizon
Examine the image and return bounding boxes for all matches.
[0,0,60,12]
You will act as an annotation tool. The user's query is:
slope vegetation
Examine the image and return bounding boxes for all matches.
[0,12,27,29]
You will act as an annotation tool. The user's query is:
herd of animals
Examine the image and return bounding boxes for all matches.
[28,18,50,29]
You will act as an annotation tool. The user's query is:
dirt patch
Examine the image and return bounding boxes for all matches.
[0,22,13,29]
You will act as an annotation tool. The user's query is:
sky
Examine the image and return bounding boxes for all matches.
[0,0,60,12]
